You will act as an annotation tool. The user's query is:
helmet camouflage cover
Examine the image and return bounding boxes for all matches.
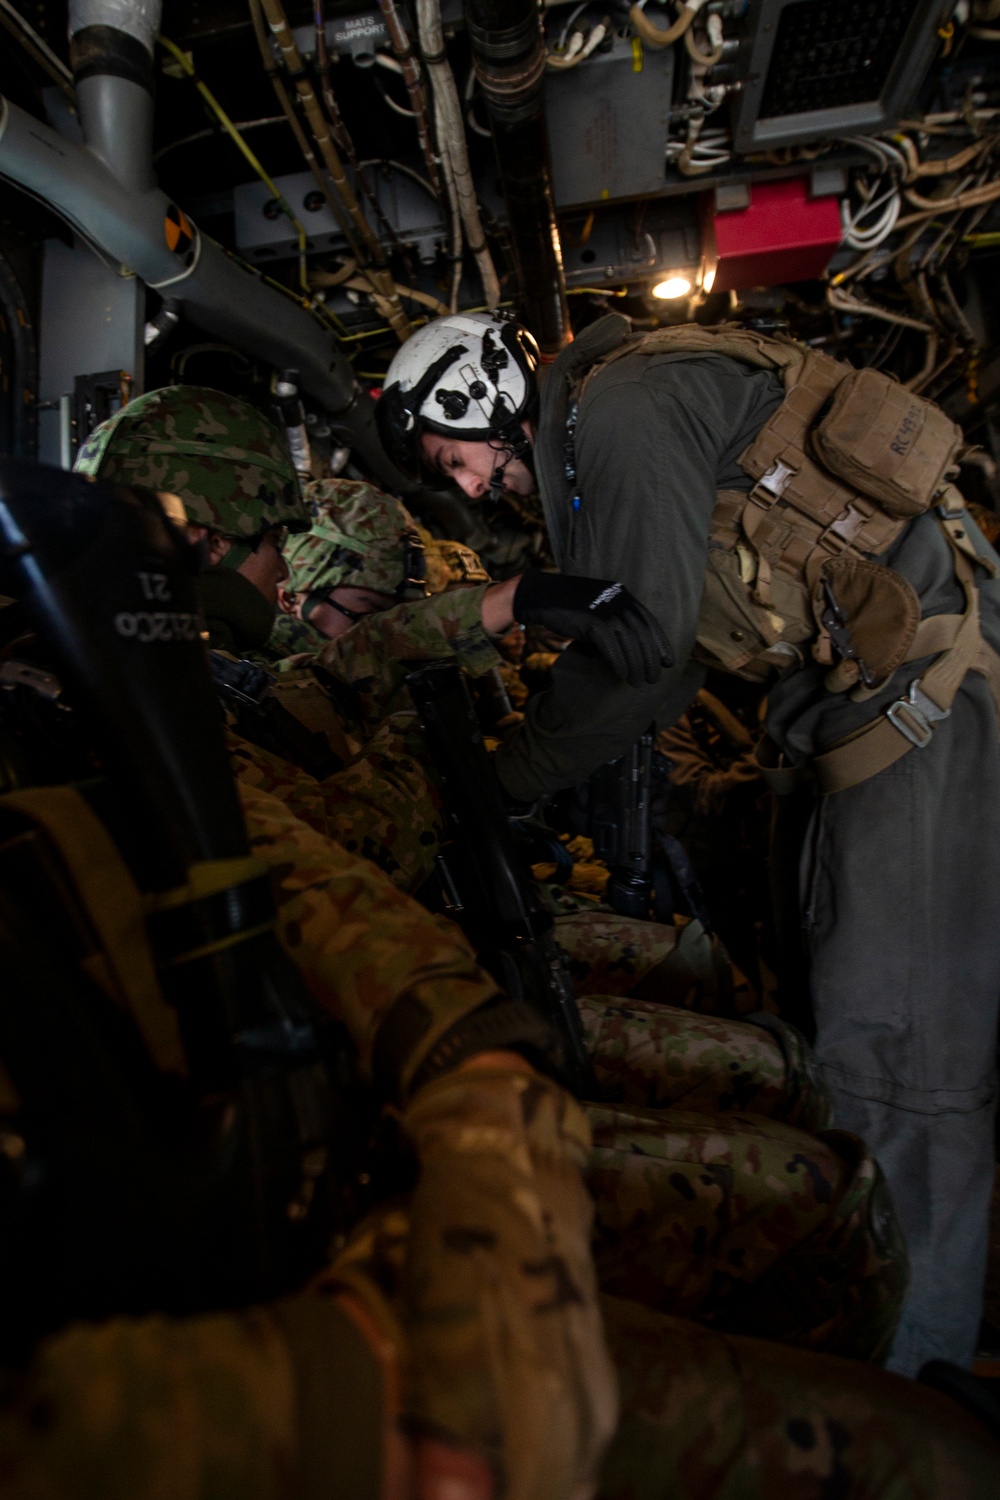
[285,477,432,600]
[286,478,492,601]
[74,385,309,540]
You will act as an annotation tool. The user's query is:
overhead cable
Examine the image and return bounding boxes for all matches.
[255,0,413,340]
[417,0,501,308]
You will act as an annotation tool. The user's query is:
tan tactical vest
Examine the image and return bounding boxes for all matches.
[576,324,1000,793]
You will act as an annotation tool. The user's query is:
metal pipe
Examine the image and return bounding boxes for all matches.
[462,0,569,354]
[0,0,414,487]
[0,95,409,488]
[68,0,160,194]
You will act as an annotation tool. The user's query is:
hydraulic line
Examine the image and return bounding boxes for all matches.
[312,2,408,267]
[311,266,450,316]
[376,0,443,201]
[629,0,706,49]
[418,0,501,308]
[438,122,466,312]
[160,35,310,294]
[827,284,936,333]
[684,11,723,66]
[257,0,412,341]
[462,0,569,353]
[247,0,365,263]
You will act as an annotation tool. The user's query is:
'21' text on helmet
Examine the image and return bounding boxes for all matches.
[375,311,540,479]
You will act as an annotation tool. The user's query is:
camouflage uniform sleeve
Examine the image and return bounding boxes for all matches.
[236,776,499,1098]
[229,720,443,892]
[0,1296,383,1500]
[314,584,502,729]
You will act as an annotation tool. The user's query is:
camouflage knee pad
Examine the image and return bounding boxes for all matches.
[550,908,756,1015]
[586,1105,907,1362]
[581,999,829,1130]
[713,1128,908,1363]
[741,1011,833,1134]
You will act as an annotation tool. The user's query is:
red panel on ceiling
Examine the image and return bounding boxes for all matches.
[703,177,843,292]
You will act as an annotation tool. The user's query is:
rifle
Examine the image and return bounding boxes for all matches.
[209,651,347,780]
[406,662,595,1098]
[550,729,714,932]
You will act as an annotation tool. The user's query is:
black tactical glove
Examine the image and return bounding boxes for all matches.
[512,570,675,687]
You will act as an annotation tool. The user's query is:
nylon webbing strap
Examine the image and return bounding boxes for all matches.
[812,531,981,795]
[903,612,963,661]
[973,637,1000,727]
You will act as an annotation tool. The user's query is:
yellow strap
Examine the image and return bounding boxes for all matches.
[145,855,270,914]
[813,533,981,795]
[0,787,187,1077]
[162,920,274,969]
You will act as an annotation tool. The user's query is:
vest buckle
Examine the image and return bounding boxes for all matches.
[885,679,950,749]
[753,459,796,503]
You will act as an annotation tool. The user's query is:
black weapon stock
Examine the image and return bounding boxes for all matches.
[407,662,595,1097]
[553,728,714,932]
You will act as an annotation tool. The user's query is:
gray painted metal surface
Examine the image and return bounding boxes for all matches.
[544,35,674,209]
[37,238,144,467]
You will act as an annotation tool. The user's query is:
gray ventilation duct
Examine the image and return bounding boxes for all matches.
[0,0,409,488]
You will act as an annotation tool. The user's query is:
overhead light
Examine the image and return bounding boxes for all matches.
[651,275,693,300]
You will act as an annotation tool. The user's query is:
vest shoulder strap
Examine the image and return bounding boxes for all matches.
[577,322,821,403]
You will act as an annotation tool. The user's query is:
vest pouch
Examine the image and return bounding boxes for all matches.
[812,553,921,689]
[695,544,811,681]
[813,367,963,519]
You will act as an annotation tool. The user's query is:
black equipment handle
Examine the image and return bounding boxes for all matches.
[407,661,595,1097]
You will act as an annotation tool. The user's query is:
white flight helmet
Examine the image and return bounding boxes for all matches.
[375,310,540,481]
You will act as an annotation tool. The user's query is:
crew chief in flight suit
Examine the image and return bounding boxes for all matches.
[377,308,1000,1378]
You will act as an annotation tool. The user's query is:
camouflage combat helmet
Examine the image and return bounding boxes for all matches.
[74,385,310,541]
[285,477,429,602]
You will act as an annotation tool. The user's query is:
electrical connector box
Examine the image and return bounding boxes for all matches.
[702,176,842,291]
[544,34,673,209]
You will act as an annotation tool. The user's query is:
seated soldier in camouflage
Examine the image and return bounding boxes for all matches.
[268,476,750,1016]
[75,388,668,895]
[197,443,912,1356]
[4,770,998,1499]
[74,387,453,890]
[76,387,903,1363]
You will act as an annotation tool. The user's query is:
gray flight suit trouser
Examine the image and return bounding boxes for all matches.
[799,670,1000,1375]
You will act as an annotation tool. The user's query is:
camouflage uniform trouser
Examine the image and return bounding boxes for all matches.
[3,1280,997,1500]
[598,1292,1000,1500]
[549,895,759,1016]
[578,1000,906,1361]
